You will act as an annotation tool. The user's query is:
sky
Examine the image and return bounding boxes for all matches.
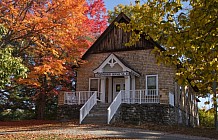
[104,0,135,11]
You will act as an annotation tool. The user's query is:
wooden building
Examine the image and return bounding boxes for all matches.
[58,13,199,126]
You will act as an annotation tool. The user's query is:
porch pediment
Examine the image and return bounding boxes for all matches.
[93,54,140,77]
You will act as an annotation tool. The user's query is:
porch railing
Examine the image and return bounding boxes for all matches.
[121,89,159,104]
[79,91,97,124]
[107,91,122,124]
[64,91,95,105]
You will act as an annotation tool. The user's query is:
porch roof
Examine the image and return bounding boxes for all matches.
[93,53,140,77]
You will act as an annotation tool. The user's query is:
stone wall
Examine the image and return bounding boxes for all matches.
[112,104,176,125]
[57,105,82,120]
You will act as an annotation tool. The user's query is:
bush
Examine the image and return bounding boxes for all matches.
[0,109,35,121]
[199,109,214,127]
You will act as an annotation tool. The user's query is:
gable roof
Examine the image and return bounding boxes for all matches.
[93,53,140,77]
[82,12,165,60]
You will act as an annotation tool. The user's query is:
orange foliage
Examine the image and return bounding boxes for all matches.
[0,0,107,90]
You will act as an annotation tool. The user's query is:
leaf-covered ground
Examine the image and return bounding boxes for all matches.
[112,122,218,139]
[0,120,217,140]
[0,120,123,140]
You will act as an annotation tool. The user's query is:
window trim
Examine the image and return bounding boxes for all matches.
[89,78,100,92]
[146,75,158,95]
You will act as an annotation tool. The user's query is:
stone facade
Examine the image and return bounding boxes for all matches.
[76,49,176,104]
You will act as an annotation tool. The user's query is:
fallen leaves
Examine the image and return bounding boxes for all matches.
[112,122,218,139]
[0,120,218,140]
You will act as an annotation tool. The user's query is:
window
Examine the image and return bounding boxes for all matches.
[116,84,121,92]
[146,75,158,95]
[89,78,100,92]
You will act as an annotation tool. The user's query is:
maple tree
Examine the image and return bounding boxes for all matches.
[0,0,107,119]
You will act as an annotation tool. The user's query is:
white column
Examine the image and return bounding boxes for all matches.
[131,75,135,103]
[100,77,106,103]
[125,76,131,103]
[108,77,112,103]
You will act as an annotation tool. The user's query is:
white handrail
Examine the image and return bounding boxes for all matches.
[79,91,97,124]
[107,91,122,124]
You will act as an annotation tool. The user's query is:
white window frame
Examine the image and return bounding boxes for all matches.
[89,78,100,92]
[146,75,158,95]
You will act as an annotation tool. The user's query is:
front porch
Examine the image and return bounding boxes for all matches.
[63,90,174,124]
[64,89,160,105]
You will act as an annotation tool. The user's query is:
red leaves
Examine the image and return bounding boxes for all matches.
[85,0,108,34]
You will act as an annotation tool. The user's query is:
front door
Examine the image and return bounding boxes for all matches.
[113,78,125,100]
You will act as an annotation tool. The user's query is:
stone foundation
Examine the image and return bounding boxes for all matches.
[112,104,176,125]
[57,105,82,120]
[57,103,198,126]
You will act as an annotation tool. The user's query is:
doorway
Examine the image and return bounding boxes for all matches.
[113,78,125,100]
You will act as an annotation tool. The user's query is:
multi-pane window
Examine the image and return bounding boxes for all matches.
[89,78,100,92]
[146,75,158,95]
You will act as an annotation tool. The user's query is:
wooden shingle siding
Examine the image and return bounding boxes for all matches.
[82,13,163,59]
[88,27,154,54]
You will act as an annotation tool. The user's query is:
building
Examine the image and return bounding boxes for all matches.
[58,13,199,126]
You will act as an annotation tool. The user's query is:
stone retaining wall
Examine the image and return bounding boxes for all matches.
[112,104,176,125]
[57,105,82,120]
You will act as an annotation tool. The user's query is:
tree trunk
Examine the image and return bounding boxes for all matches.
[36,92,46,120]
[36,74,48,120]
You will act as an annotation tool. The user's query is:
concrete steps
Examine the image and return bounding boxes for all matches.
[82,103,110,124]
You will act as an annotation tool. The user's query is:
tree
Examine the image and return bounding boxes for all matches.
[110,0,217,94]
[110,0,217,128]
[0,24,28,88]
[0,47,28,89]
[0,0,107,119]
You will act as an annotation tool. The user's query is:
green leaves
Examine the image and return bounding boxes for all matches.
[110,0,218,95]
[0,47,28,89]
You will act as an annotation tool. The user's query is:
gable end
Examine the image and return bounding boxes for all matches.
[82,13,164,60]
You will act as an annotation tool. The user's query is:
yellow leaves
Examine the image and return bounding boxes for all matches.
[52,49,59,57]
[177,78,184,85]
